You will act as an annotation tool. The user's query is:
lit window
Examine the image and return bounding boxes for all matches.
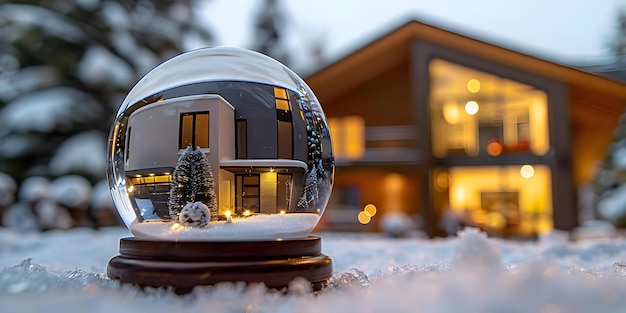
[179,112,209,149]
[274,87,293,158]
[429,59,549,157]
[328,116,365,161]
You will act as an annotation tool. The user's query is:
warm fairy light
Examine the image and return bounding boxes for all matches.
[467,79,481,93]
[279,210,286,214]
[149,173,155,177]
[270,167,274,172]
[157,98,164,102]
[135,174,141,178]
[225,210,231,217]
[520,165,535,178]
[243,210,251,216]
[465,101,479,115]
[127,186,135,193]
[486,139,503,156]
[171,222,182,231]
[358,211,371,224]
[436,172,449,189]
[364,204,377,217]
[164,172,170,175]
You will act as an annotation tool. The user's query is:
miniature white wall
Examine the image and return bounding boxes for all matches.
[126,95,235,202]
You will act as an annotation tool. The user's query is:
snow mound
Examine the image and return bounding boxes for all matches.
[91,180,114,211]
[49,131,107,179]
[18,176,50,202]
[50,176,92,208]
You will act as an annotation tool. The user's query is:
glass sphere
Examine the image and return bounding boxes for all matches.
[107,47,334,241]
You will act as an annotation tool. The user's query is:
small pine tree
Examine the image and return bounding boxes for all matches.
[297,165,319,211]
[169,146,217,221]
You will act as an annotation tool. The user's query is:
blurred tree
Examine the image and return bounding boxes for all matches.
[611,10,626,67]
[0,0,212,182]
[250,0,291,66]
[591,9,626,226]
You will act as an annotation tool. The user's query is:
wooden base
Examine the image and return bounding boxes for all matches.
[107,236,332,293]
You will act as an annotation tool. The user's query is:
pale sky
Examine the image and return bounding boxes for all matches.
[202,0,626,71]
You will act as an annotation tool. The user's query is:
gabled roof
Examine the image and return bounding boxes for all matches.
[306,20,626,103]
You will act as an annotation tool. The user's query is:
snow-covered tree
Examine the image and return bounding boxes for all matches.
[168,146,217,221]
[297,164,319,211]
[0,1,213,182]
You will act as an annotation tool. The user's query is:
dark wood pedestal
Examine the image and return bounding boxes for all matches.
[107,236,332,293]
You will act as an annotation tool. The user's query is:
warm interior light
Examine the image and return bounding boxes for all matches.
[486,139,503,156]
[465,101,479,115]
[243,210,251,216]
[364,204,377,217]
[171,222,182,231]
[225,210,231,217]
[358,211,371,224]
[443,101,460,124]
[520,165,535,178]
[467,79,481,93]
[279,210,286,214]
[149,173,155,177]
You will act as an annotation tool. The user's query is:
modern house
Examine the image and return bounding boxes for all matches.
[307,20,626,237]
[121,81,332,221]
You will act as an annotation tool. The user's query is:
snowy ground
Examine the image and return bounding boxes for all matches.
[2,227,626,312]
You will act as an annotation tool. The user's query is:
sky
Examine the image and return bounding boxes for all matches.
[202,0,626,72]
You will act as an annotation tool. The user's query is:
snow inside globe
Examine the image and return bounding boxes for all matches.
[107,47,334,241]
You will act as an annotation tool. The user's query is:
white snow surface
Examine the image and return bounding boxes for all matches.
[131,213,320,241]
[2,227,626,312]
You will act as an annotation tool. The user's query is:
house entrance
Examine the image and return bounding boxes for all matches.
[235,174,260,213]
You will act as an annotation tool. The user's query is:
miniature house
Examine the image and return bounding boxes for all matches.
[307,20,626,237]
[121,82,331,221]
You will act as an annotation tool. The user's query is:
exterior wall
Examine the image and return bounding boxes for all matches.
[412,39,574,236]
[126,95,235,201]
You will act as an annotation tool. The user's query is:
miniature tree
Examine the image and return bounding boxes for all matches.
[169,146,217,222]
[297,164,319,211]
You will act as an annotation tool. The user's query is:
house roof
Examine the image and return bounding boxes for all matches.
[305,20,626,103]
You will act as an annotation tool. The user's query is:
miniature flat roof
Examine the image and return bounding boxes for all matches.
[220,159,308,170]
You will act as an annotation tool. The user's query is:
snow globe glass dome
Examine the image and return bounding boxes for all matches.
[107,47,334,241]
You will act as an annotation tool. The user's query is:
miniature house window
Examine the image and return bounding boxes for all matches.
[275,87,293,159]
[129,172,172,218]
[179,112,210,150]
[429,59,549,158]
[236,119,247,159]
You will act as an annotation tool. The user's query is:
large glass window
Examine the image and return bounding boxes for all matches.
[435,165,552,236]
[328,116,365,161]
[179,112,210,149]
[429,59,549,158]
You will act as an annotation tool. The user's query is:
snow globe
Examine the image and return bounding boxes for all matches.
[106,47,334,292]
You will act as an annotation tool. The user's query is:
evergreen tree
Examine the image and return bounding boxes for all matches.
[250,0,290,66]
[611,10,626,67]
[297,164,319,211]
[169,146,217,221]
[0,1,212,182]
[591,10,626,225]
